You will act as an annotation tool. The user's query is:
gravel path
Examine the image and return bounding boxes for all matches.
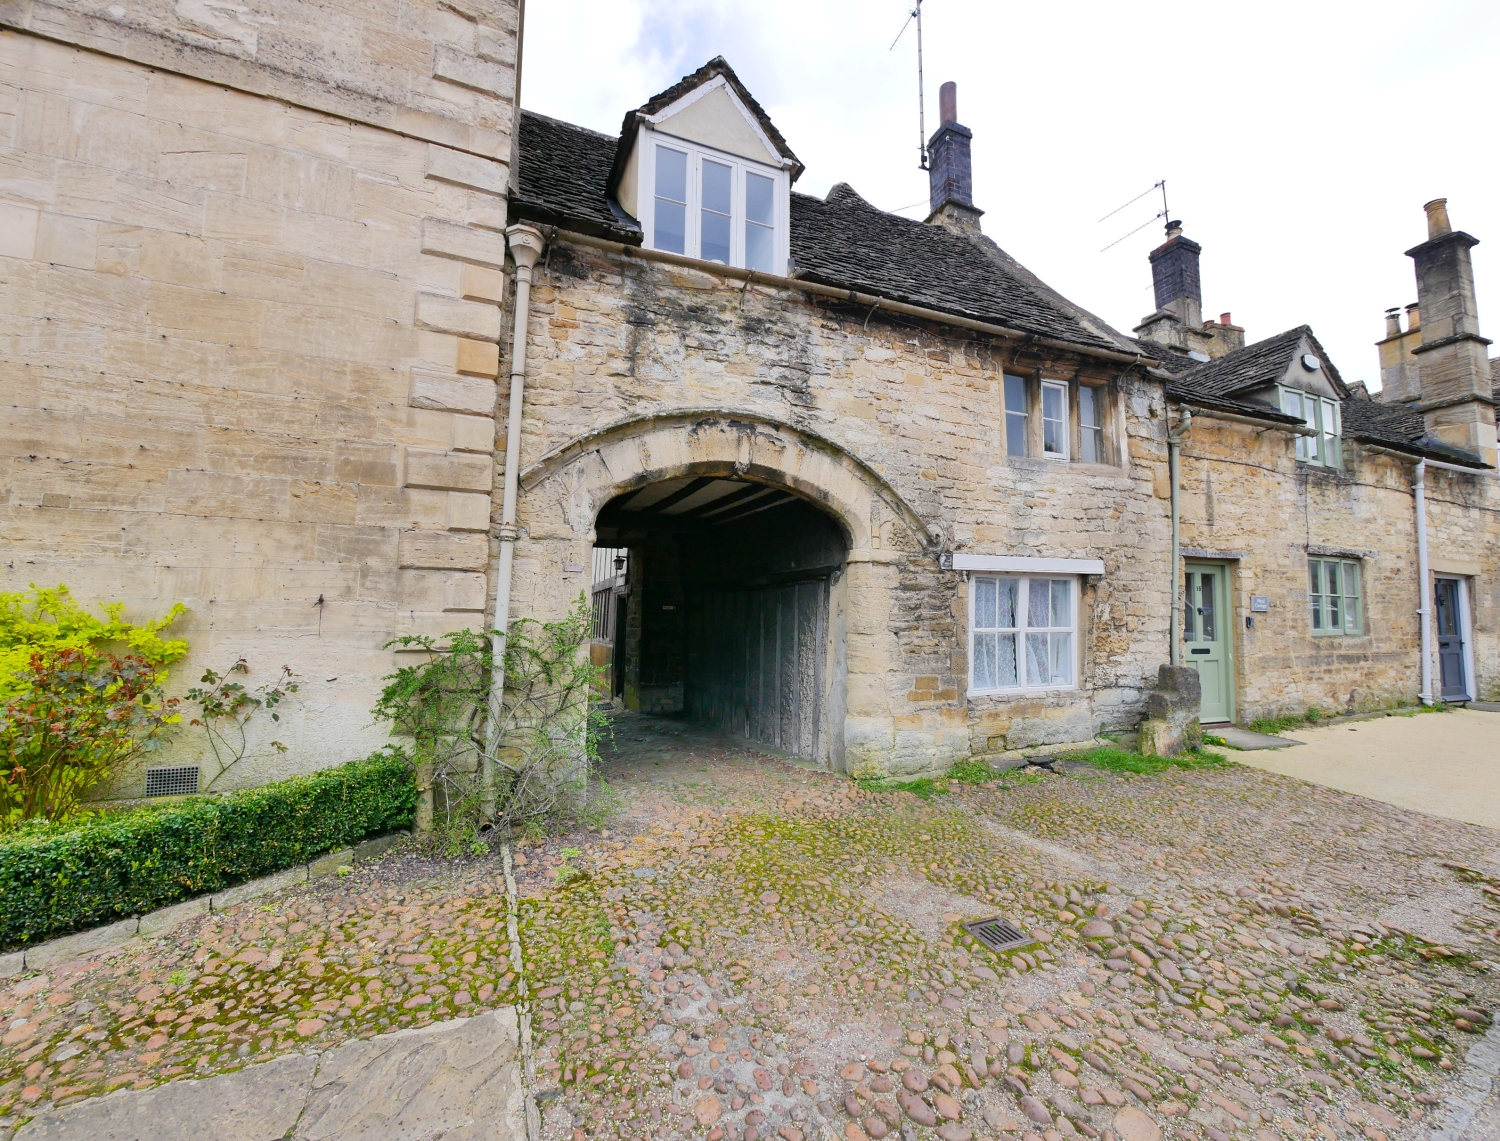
[2,712,1497,1141]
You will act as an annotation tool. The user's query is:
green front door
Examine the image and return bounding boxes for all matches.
[1184,563,1233,723]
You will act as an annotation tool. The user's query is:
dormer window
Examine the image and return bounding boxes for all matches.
[612,64,798,277]
[646,140,786,272]
[1280,387,1342,467]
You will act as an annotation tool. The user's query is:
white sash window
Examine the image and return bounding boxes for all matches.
[970,575,1078,694]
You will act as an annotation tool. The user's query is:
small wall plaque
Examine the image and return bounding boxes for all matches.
[563,564,584,573]
[1250,595,1270,612]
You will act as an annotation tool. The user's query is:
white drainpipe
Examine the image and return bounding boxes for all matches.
[1167,408,1192,667]
[482,224,546,823]
[1414,459,1434,705]
[1363,447,1444,707]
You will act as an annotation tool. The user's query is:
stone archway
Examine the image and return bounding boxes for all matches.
[510,411,938,775]
[518,409,936,558]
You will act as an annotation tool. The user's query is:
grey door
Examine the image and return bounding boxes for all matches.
[1184,563,1233,723]
[684,577,829,762]
[1434,577,1469,701]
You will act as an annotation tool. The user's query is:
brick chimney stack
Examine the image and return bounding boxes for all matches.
[1406,198,1497,465]
[925,81,983,237]
[1149,221,1203,329]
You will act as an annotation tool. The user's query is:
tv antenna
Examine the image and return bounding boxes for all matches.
[890,0,929,171]
[1099,179,1171,252]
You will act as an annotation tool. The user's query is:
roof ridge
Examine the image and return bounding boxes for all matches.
[519,107,618,143]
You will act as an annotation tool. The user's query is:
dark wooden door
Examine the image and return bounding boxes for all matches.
[684,577,828,762]
[1434,578,1468,700]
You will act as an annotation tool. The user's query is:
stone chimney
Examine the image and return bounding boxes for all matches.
[925,81,983,236]
[1204,311,1245,356]
[1375,302,1423,403]
[1407,198,1497,464]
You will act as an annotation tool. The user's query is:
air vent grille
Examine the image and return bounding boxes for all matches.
[144,766,200,798]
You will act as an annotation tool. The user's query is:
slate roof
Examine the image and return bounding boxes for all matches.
[789,185,1118,349]
[511,112,1121,351]
[1172,326,1345,398]
[1165,378,1306,424]
[1342,391,1491,467]
[512,111,642,241]
[609,57,804,191]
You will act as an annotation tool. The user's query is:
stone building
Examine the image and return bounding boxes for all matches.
[504,59,1499,777]
[1,0,524,790]
[3,31,1496,791]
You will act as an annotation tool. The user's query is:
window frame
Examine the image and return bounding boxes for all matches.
[1281,386,1342,468]
[642,134,789,274]
[1041,380,1070,460]
[968,574,1080,696]
[1003,374,1030,457]
[1078,383,1106,464]
[1307,557,1362,635]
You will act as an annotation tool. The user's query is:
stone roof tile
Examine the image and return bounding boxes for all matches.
[512,110,642,241]
[511,111,1119,352]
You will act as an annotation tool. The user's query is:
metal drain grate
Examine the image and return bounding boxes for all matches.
[962,916,1033,953]
[144,765,200,797]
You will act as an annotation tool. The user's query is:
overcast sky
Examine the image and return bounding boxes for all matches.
[521,0,1500,389]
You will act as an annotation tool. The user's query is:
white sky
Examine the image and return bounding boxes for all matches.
[521,0,1500,389]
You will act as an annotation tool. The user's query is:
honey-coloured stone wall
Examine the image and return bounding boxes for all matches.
[0,0,520,794]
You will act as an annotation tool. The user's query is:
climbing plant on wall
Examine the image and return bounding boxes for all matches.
[373,595,606,853]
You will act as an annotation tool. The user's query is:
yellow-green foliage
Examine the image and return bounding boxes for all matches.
[0,585,188,699]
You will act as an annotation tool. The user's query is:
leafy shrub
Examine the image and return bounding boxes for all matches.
[374,596,606,851]
[0,585,187,701]
[0,649,180,828]
[0,749,415,947]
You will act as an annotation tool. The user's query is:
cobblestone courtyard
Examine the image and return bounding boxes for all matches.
[3,714,1499,1141]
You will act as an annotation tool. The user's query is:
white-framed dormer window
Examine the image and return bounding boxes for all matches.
[1281,388,1342,467]
[969,575,1078,694]
[643,138,788,274]
[1042,381,1069,459]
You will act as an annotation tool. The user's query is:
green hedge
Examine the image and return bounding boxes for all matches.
[0,749,416,948]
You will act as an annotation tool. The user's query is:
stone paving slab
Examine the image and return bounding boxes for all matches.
[9,1010,523,1141]
[11,1053,316,1141]
[1213,726,1300,750]
[299,1007,524,1140]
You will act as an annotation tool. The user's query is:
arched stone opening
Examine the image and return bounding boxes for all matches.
[595,474,848,766]
[515,413,935,774]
